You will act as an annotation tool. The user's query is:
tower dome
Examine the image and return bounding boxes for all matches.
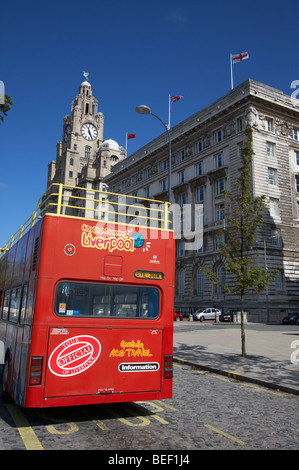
[100,139,120,151]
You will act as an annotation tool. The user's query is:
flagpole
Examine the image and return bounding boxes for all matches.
[125,132,128,156]
[230,54,233,90]
[168,94,171,129]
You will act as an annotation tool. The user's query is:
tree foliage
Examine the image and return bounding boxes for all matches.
[0,95,13,124]
[204,126,276,356]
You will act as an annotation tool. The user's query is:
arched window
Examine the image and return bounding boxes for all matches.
[217,264,226,294]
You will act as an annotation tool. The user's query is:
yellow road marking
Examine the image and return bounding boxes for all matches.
[204,424,245,445]
[155,400,178,411]
[6,404,44,450]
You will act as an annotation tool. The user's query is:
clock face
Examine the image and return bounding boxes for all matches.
[81,123,98,141]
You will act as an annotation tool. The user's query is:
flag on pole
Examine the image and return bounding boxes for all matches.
[168,94,183,129]
[232,52,249,63]
[127,133,136,139]
[170,95,183,103]
[230,52,249,89]
[125,132,136,156]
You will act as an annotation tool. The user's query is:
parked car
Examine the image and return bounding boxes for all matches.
[282,314,299,325]
[219,310,238,322]
[192,308,221,321]
[174,312,183,321]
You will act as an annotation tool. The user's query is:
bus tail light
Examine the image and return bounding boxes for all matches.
[29,357,43,385]
[164,355,173,379]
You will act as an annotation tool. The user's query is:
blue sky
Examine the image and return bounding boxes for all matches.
[1,0,298,247]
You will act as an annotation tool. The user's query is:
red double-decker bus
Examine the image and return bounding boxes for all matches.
[0,184,174,408]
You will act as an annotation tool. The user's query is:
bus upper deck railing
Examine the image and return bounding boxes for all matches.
[0,183,171,256]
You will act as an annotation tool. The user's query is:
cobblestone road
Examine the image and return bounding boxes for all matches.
[0,361,298,451]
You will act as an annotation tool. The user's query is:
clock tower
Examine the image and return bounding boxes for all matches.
[47,77,125,193]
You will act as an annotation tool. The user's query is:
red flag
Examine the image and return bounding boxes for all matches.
[170,95,183,103]
[232,52,249,63]
[127,133,136,139]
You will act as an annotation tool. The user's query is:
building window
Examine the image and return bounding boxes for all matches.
[197,185,204,202]
[215,153,223,168]
[197,141,203,153]
[295,152,299,165]
[197,162,203,176]
[215,203,225,221]
[160,178,167,192]
[196,235,203,253]
[179,192,187,207]
[179,150,185,161]
[85,146,91,159]
[214,129,222,143]
[267,143,275,157]
[237,118,243,132]
[161,159,167,170]
[178,170,185,184]
[177,242,185,257]
[74,144,77,150]
[69,171,73,178]
[271,229,280,246]
[215,233,224,250]
[178,269,185,295]
[145,168,151,179]
[295,175,299,192]
[217,265,226,294]
[144,186,150,198]
[216,177,225,195]
[70,158,74,166]
[238,142,243,157]
[294,129,299,141]
[268,168,277,185]
[269,198,279,217]
[266,118,273,132]
[274,270,284,290]
[197,268,204,296]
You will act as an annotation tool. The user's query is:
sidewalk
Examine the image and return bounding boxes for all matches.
[173,322,299,395]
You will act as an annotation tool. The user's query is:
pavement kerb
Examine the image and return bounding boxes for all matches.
[173,357,299,397]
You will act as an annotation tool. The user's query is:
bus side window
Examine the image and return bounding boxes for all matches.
[19,285,28,326]
[9,287,22,323]
[147,288,160,318]
[2,290,11,321]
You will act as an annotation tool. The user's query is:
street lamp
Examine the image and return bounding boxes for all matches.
[135,105,172,203]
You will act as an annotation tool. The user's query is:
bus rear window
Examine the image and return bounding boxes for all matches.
[54,281,160,319]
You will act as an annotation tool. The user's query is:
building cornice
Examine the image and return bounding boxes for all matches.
[104,79,298,183]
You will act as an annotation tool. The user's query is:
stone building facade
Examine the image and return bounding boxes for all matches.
[104,80,299,323]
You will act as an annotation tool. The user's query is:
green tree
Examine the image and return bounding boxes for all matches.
[0,95,13,124]
[204,126,276,357]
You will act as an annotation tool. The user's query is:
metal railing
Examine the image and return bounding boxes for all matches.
[0,183,171,256]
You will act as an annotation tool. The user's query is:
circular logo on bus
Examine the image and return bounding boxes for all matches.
[132,232,144,248]
[64,243,76,256]
[48,335,101,377]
